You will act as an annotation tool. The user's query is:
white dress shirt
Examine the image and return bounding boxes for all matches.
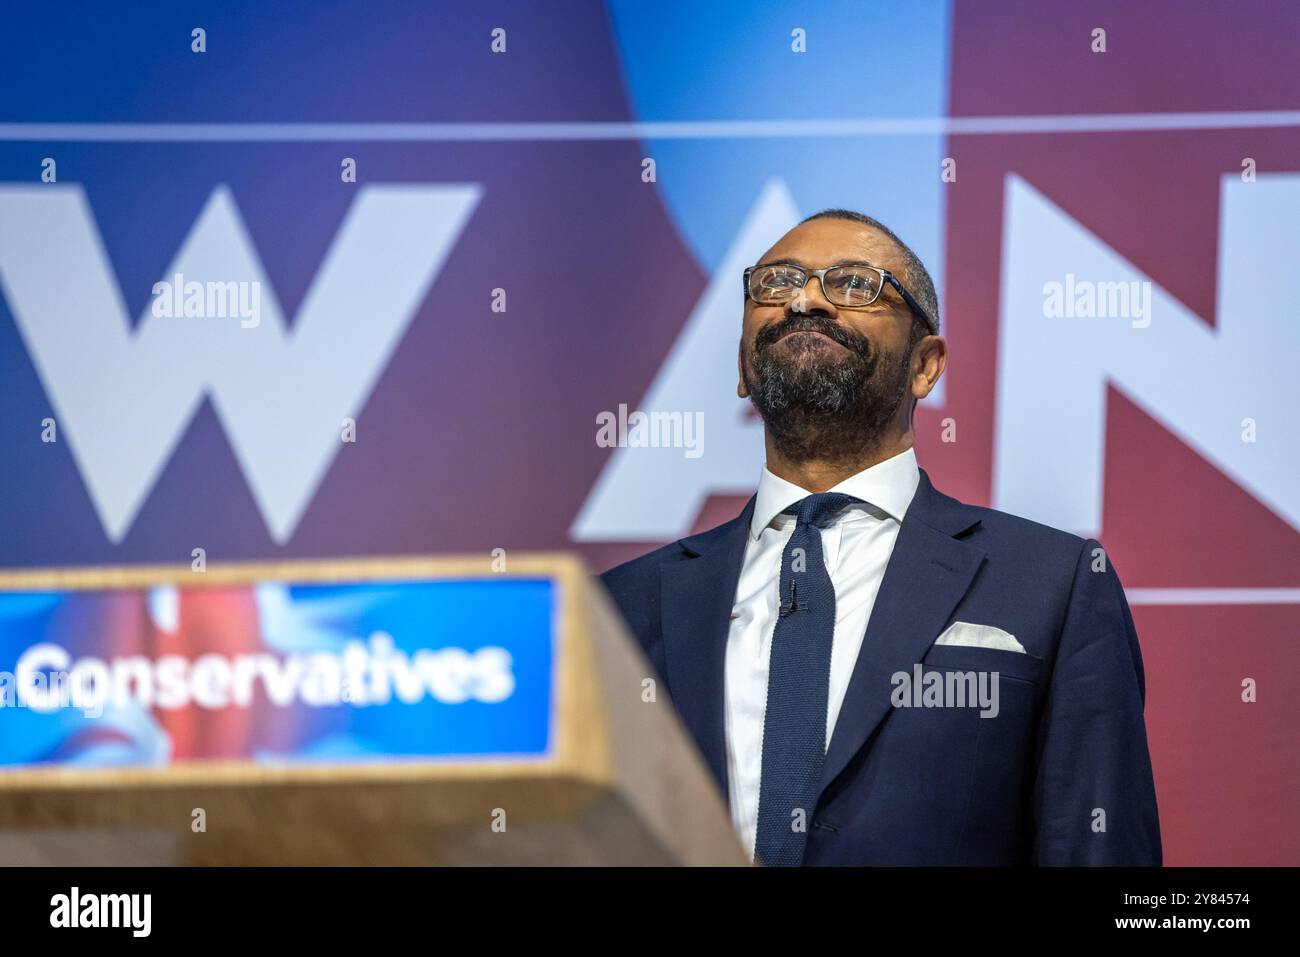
[724,446,921,860]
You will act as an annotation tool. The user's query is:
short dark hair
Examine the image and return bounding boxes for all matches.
[798,208,940,334]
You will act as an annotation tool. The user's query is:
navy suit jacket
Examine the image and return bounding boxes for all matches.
[600,469,1162,865]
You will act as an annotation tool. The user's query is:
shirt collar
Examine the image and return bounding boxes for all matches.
[749,446,921,540]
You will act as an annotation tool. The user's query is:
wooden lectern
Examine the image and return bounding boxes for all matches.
[0,555,748,866]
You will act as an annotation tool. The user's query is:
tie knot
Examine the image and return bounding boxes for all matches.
[783,492,863,529]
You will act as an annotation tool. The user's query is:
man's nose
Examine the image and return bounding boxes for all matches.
[788,275,837,316]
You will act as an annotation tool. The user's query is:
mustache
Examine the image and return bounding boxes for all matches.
[754,313,871,357]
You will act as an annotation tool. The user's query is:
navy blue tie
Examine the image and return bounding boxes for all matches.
[754,492,862,866]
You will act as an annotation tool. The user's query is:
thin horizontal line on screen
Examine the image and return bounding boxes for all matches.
[2,112,1300,141]
[1126,588,1300,606]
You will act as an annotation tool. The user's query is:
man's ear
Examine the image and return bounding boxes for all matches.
[911,335,947,400]
[737,344,749,398]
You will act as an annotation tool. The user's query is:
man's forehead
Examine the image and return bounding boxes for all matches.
[758,218,903,271]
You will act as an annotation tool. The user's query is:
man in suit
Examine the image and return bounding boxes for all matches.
[600,209,1161,866]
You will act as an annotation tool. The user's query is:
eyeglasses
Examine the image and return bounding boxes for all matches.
[743,261,936,333]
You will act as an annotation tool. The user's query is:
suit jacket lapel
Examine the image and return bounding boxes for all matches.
[817,469,986,800]
[659,497,754,801]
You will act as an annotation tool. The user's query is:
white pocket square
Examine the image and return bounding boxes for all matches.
[934,621,1026,654]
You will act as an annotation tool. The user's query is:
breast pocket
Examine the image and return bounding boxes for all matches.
[920,644,1045,686]
[917,643,1046,731]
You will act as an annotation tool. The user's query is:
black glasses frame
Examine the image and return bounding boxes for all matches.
[743,261,936,333]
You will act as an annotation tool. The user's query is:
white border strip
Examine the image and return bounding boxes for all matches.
[2,112,1300,142]
[1127,588,1300,606]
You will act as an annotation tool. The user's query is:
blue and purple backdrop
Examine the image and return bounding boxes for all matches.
[0,0,1297,864]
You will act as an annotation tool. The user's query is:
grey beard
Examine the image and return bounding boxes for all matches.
[742,336,913,465]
